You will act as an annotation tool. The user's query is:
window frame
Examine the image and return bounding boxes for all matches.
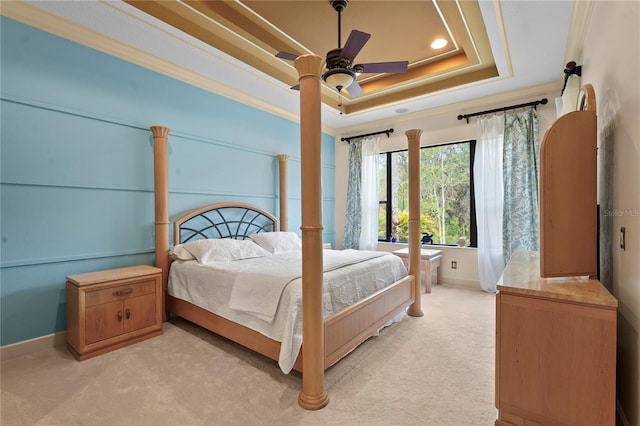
[378,139,477,247]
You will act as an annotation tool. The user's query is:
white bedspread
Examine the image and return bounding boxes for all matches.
[168,249,408,373]
[228,249,388,322]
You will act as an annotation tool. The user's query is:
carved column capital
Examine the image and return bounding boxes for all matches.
[294,54,325,79]
[405,128,423,142]
[150,125,170,138]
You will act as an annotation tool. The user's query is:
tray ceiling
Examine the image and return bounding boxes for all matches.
[2,0,581,130]
[124,0,498,115]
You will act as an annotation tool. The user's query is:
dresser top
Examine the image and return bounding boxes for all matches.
[67,265,162,286]
[497,251,617,308]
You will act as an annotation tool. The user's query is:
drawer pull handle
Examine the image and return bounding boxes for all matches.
[117,311,123,321]
[112,288,133,296]
[126,309,131,320]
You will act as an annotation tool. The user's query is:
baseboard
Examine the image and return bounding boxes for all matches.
[441,278,482,291]
[616,397,630,426]
[0,331,67,362]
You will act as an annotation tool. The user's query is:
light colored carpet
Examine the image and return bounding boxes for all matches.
[1,284,497,425]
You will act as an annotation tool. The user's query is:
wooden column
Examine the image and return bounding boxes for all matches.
[150,125,170,321]
[277,154,289,231]
[406,129,424,317]
[294,54,329,411]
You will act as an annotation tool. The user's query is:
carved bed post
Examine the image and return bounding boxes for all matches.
[150,125,170,322]
[277,154,289,231]
[406,129,424,317]
[293,54,329,410]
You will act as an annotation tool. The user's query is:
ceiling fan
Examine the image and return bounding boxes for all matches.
[276,0,409,98]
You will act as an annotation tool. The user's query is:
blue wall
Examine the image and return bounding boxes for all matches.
[0,17,336,346]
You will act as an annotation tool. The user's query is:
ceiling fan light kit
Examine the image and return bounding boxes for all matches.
[323,68,356,92]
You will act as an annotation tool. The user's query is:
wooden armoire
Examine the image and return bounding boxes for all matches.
[495,84,618,426]
[539,83,598,278]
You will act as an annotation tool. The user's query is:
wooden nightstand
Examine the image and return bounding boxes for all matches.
[66,265,163,361]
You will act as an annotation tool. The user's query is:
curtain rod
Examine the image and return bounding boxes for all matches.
[341,128,394,143]
[457,98,548,123]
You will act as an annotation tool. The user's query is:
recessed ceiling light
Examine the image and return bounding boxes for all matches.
[395,108,409,114]
[430,39,448,50]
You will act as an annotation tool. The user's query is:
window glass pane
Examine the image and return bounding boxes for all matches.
[377,154,387,240]
[378,141,474,246]
[391,151,408,242]
[420,143,470,245]
[377,154,387,201]
[378,205,386,240]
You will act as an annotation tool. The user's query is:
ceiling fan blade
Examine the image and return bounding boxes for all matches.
[358,61,409,74]
[276,51,298,61]
[341,30,371,61]
[345,79,363,97]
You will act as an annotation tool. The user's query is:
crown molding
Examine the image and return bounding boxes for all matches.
[336,80,560,136]
[563,0,595,64]
[0,1,316,129]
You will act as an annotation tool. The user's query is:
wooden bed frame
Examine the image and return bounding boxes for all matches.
[169,202,414,372]
[149,54,424,410]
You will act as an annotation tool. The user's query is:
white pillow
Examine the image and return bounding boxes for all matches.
[173,239,271,264]
[171,244,196,261]
[249,231,302,254]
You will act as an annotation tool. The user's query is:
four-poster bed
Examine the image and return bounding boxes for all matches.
[149,54,424,410]
[167,203,411,374]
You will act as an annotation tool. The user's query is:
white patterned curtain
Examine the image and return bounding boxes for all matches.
[359,136,380,250]
[344,136,380,250]
[344,140,362,249]
[503,109,540,263]
[474,115,505,293]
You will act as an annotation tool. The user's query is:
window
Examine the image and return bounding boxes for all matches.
[378,140,477,247]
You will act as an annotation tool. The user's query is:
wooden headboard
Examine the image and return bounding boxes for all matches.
[173,202,278,245]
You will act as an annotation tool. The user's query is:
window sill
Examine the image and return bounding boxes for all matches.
[378,241,476,250]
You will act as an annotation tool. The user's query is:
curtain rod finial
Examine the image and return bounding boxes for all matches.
[457,114,470,124]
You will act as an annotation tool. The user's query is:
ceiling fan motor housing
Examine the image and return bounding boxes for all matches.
[330,0,348,13]
[326,48,352,70]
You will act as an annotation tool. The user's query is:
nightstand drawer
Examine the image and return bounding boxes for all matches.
[85,280,156,307]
